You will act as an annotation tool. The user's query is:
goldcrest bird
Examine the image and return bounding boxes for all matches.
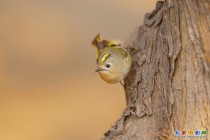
[91,33,132,84]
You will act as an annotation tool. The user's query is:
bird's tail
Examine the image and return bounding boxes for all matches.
[92,33,104,50]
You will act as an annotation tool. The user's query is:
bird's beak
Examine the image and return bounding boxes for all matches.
[95,67,105,72]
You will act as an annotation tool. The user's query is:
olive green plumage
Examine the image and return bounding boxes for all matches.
[92,33,132,84]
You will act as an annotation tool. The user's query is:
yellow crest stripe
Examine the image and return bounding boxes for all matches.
[100,53,110,63]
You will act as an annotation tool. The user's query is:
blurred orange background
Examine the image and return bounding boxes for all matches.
[0,1,156,140]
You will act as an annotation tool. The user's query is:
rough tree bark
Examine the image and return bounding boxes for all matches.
[102,0,210,140]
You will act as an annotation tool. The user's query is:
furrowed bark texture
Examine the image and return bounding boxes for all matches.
[103,0,210,140]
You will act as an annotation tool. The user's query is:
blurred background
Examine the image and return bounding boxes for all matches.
[0,0,157,140]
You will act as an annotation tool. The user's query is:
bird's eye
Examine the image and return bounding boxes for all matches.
[105,64,111,68]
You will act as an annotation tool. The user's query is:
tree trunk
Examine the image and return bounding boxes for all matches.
[102,0,210,139]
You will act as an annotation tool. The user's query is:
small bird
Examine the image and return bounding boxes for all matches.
[91,33,132,84]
